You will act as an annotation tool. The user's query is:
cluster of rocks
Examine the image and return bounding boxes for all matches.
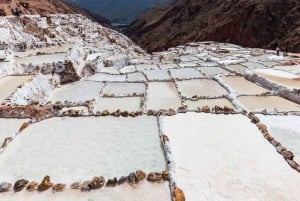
[0,171,170,194]
[247,112,300,172]
[0,105,53,120]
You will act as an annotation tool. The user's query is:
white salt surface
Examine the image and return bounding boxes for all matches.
[146,82,182,110]
[169,68,203,80]
[87,73,127,82]
[49,81,104,103]
[257,114,300,162]
[220,76,269,95]
[197,67,230,77]
[237,96,300,112]
[0,75,33,102]
[252,69,300,89]
[241,62,266,69]
[119,65,136,74]
[0,118,29,143]
[163,113,300,201]
[143,69,171,81]
[102,83,146,96]
[159,64,178,69]
[93,97,141,112]
[176,79,228,98]
[100,67,120,75]
[224,64,247,74]
[0,116,166,182]
[135,64,159,71]
[274,65,300,76]
[0,182,171,201]
[16,53,66,65]
[127,72,147,82]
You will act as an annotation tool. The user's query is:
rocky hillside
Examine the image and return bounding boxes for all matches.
[64,0,167,23]
[0,0,110,26]
[126,0,300,53]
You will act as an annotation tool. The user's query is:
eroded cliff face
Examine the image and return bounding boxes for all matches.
[126,0,300,53]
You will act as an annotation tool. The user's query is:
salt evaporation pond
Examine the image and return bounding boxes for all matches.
[0,116,166,182]
[274,65,300,76]
[0,182,171,201]
[0,75,33,102]
[163,113,300,201]
[224,64,247,74]
[146,82,182,110]
[126,72,147,82]
[253,69,300,89]
[16,53,66,65]
[49,81,105,103]
[237,96,300,112]
[101,83,146,97]
[197,67,230,77]
[220,76,269,95]
[257,114,300,162]
[0,118,29,143]
[169,68,203,80]
[176,79,228,98]
[93,97,142,112]
[87,73,127,82]
[185,98,234,110]
[143,69,171,81]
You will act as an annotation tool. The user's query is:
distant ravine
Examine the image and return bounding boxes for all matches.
[126,0,300,53]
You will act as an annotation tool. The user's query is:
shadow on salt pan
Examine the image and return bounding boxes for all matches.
[257,114,300,163]
[163,113,300,201]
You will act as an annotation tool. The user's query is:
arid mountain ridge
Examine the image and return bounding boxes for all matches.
[0,0,111,27]
[126,0,300,53]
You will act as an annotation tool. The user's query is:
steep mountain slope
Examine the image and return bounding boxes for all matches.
[64,0,167,22]
[0,0,111,26]
[126,0,300,53]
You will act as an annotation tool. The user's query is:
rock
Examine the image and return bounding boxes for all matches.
[81,181,91,192]
[106,177,117,187]
[256,123,268,133]
[129,112,137,117]
[52,183,66,193]
[276,146,287,154]
[53,102,63,110]
[174,187,185,201]
[177,106,188,113]
[118,176,128,185]
[26,181,38,192]
[89,176,105,189]
[135,170,146,183]
[248,112,260,123]
[168,108,176,116]
[271,139,281,147]
[71,182,81,190]
[13,179,29,192]
[162,171,170,181]
[37,176,53,191]
[128,172,136,185]
[0,182,12,193]
[147,110,156,116]
[282,150,294,160]
[19,121,30,132]
[147,172,164,183]
[121,111,129,117]
[224,106,234,114]
[263,133,274,142]
[162,135,169,142]
[101,110,110,116]
[1,137,13,148]
[214,105,223,113]
[202,105,210,113]
[287,160,299,170]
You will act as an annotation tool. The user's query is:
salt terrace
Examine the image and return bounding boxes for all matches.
[0,14,300,201]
